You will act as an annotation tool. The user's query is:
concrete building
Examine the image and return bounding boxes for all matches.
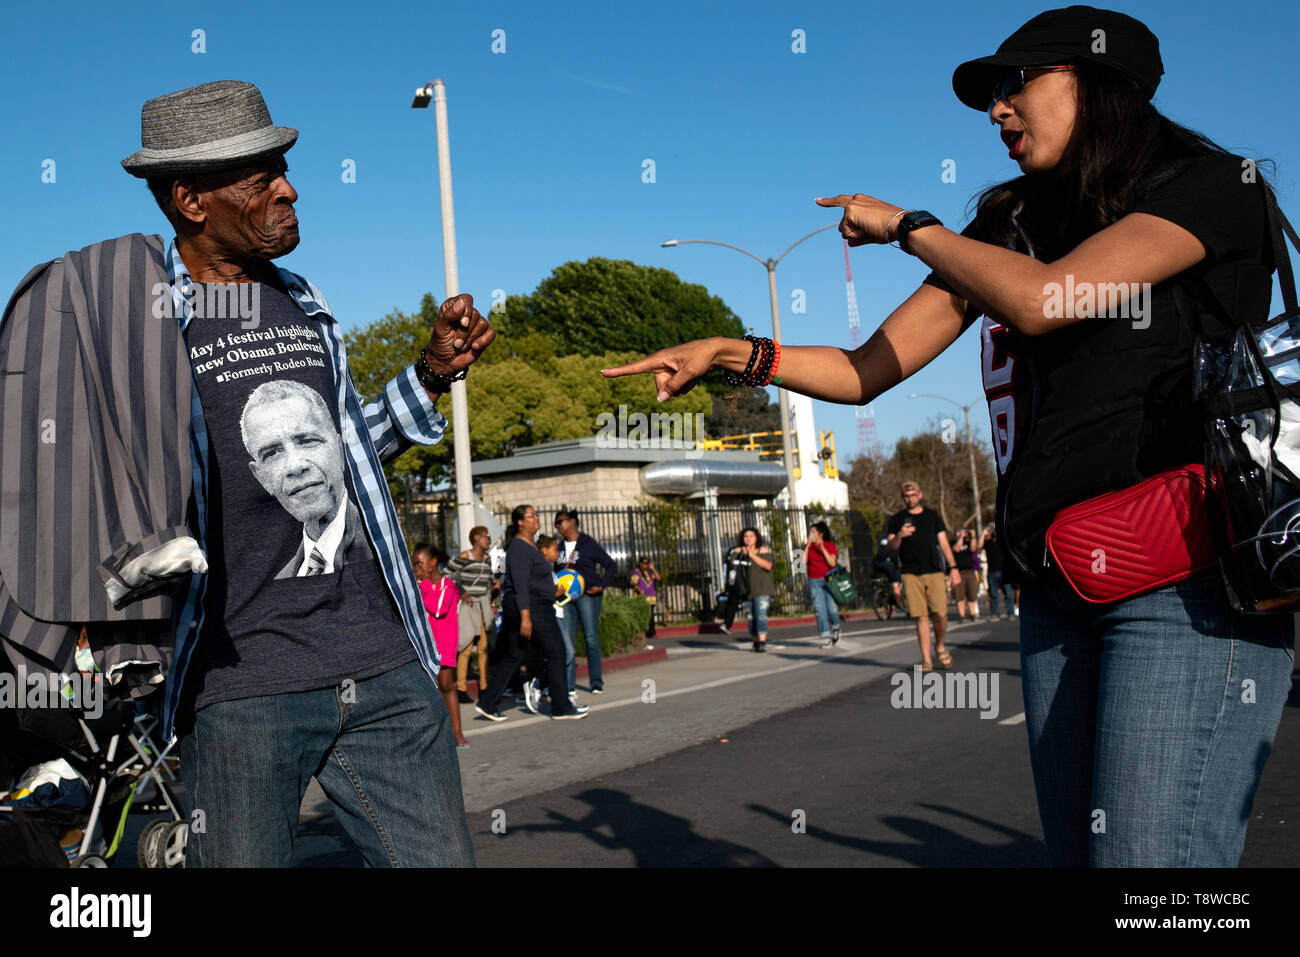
[472,437,773,511]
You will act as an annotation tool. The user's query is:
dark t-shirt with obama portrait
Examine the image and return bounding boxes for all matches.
[182,280,413,713]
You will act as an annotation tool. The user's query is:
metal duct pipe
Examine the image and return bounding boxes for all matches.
[639,460,788,497]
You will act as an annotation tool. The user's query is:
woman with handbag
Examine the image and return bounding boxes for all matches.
[721,529,775,652]
[806,522,841,646]
[604,6,1294,866]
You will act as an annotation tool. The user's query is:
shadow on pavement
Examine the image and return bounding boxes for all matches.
[498,787,777,867]
[746,801,1045,867]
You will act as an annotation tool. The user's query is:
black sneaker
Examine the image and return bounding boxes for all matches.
[590,687,604,695]
[475,704,507,723]
[553,710,589,720]
[831,625,841,645]
[457,690,474,704]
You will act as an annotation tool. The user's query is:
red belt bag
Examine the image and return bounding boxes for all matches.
[1045,465,1218,604]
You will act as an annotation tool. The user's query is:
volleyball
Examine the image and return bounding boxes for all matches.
[555,570,585,605]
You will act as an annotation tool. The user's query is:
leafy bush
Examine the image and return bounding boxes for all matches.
[574,592,652,657]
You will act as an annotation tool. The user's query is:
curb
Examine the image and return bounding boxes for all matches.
[463,645,668,697]
[652,610,877,639]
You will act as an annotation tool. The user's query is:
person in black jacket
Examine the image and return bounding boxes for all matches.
[553,507,616,694]
[605,7,1293,867]
[474,506,587,721]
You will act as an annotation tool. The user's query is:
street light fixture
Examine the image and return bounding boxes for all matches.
[907,392,985,540]
[411,78,476,549]
[660,223,836,509]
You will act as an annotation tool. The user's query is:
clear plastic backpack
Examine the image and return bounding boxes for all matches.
[1193,185,1300,613]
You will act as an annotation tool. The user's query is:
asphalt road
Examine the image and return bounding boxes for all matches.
[264,613,1297,868]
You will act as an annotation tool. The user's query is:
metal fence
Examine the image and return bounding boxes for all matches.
[396,500,878,623]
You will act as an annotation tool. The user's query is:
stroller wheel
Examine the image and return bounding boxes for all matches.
[138,818,172,868]
[161,821,188,868]
[72,854,108,868]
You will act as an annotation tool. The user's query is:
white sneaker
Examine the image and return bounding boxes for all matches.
[1014,606,1020,617]
[553,710,589,720]
[523,678,541,714]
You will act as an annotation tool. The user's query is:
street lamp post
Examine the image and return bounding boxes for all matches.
[661,223,836,510]
[412,79,476,549]
[907,392,984,541]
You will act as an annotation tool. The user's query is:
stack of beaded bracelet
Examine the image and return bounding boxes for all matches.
[724,334,783,388]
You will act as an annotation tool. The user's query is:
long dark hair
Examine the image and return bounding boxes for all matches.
[735,526,764,548]
[505,504,533,543]
[972,60,1238,258]
[811,521,834,544]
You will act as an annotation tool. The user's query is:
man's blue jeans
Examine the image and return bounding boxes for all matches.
[808,577,841,637]
[561,592,604,690]
[178,660,475,867]
[988,569,1016,616]
[1019,571,1293,867]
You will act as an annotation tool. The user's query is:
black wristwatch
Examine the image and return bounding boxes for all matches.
[415,347,467,395]
[897,210,943,255]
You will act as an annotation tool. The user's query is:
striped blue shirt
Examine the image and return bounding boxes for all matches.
[161,241,446,739]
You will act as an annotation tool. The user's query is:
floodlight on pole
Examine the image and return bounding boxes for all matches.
[411,83,434,108]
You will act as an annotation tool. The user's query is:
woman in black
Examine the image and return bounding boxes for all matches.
[474,505,587,721]
[606,7,1293,866]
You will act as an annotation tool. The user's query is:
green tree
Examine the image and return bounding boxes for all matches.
[493,258,747,365]
[344,293,709,494]
[705,387,781,438]
[844,419,997,531]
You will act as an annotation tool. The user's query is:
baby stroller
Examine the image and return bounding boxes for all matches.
[0,679,187,868]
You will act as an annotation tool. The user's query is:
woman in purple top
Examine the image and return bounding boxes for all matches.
[630,556,661,638]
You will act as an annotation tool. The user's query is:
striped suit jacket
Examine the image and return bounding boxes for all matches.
[0,234,190,694]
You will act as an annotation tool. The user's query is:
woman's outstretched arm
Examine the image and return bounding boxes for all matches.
[602,283,969,405]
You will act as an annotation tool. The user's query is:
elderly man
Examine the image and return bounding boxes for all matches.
[0,81,491,866]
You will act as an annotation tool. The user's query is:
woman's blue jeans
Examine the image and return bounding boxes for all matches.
[747,594,771,637]
[1018,571,1293,867]
[808,577,841,637]
[560,592,604,690]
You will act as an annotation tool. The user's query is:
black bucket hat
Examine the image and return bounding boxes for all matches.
[951,5,1163,112]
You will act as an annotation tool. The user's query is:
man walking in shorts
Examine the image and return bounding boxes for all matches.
[885,482,962,672]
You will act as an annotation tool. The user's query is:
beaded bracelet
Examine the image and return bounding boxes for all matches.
[764,342,783,386]
[724,335,764,387]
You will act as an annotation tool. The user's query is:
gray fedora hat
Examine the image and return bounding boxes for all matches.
[121,80,297,178]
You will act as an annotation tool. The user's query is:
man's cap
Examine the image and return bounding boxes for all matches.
[900,481,921,492]
[122,80,298,179]
[951,5,1163,112]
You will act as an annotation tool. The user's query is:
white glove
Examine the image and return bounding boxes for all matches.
[106,536,208,605]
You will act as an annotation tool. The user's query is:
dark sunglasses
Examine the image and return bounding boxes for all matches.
[988,65,1074,120]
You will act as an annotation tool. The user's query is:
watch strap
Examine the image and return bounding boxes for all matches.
[897,210,942,255]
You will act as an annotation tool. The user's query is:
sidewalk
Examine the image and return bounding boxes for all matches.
[653,609,878,639]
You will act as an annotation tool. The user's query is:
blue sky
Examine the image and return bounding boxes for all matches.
[3,0,1297,464]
